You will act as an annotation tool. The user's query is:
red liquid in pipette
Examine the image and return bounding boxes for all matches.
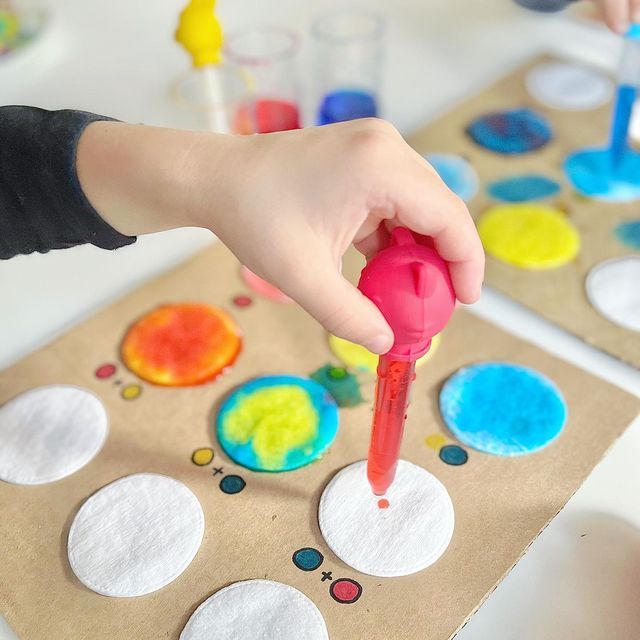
[367,354,416,496]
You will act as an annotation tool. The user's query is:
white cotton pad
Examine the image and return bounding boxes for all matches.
[525,62,613,111]
[68,473,204,597]
[318,460,455,577]
[586,256,640,332]
[180,580,329,640]
[0,385,108,485]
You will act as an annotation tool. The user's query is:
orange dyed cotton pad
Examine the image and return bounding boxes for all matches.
[122,303,241,386]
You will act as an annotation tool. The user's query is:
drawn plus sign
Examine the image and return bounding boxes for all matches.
[212,467,224,476]
[321,571,333,582]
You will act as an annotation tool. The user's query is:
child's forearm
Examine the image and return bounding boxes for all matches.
[76,121,246,238]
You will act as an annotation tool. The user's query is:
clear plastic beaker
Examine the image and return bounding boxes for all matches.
[311,10,385,125]
[224,26,302,134]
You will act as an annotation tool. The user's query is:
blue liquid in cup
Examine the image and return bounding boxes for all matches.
[317,89,377,125]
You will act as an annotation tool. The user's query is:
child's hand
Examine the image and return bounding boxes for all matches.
[593,0,639,32]
[79,119,483,354]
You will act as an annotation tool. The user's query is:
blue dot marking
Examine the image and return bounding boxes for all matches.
[219,474,246,494]
[487,174,561,202]
[439,444,468,466]
[614,220,640,250]
[292,547,324,571]
[467,108,552,154]
[439,362,567,456]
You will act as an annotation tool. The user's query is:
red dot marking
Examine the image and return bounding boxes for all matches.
[377,498,389,509]
[233,295,253,308]
[330,578,363,604]
[95,363,116,379]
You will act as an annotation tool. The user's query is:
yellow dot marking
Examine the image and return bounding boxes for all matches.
[478,204,580,269]
[328,333,441,374]
[222,385,318,471]
[192,447,214,466]
[121,384,142,400]
[425,434,447,450]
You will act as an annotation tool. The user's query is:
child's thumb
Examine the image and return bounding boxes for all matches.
[288,260,394,355]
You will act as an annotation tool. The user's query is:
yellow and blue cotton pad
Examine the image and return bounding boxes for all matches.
[217,375,339,472]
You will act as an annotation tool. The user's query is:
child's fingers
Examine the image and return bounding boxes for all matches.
[387,165,485,304]
[280,250,394,354]
[600,0,630,32]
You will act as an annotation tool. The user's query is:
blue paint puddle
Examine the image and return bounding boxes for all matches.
[317,89,377,125]
[487,174,561,202]
[610,84,636,165]
[466,108,552,154]
[615,220,640,250]
[564,147,640,201]
[439,362,567,456]
[424,153,479,202]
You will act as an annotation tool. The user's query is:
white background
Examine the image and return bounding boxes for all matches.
[2,0,640,638]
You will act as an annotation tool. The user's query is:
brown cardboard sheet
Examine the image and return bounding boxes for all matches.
[1,242,637,639]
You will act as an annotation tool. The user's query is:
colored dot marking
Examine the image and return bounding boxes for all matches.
[377,498,389,509]
[121,384,142,400]
[292,547,324,571]
[211,466,224,476]
[219,474,246,494]
[191,447,214,466]
[328,367,347,380]
[233,295,253,308]
[425,433,447,450]
[615,220,640,250]
[478,204,580,269]
[439,444,469,466]
[330,578,363,604]
[95,363,116,379]
[321,571,333,582]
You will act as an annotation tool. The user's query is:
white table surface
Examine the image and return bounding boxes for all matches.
[2,1,639,638]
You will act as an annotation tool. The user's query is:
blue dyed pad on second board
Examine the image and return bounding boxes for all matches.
[439,362,567,456]
[424,153,479,202]
[467,108,552,154]
[487,174,561,202]
[564,147,640,202]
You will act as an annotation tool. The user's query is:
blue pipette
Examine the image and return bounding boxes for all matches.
[609,25,640,168]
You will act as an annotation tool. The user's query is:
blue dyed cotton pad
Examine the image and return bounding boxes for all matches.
[424,153,479,202]
[439,362,567,456]
[217,375,339,472]
[564,147,640,202]
[487,174,561,202]
[467,108,552,154]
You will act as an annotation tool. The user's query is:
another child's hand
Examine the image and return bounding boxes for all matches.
[592,0,638,32]
[79,119,484,354]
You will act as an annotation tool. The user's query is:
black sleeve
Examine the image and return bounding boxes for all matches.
[0,106,136,260]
